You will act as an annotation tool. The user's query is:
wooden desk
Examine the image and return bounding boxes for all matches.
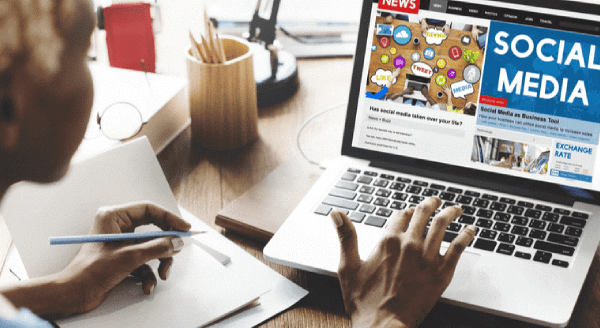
[156,57,600,328]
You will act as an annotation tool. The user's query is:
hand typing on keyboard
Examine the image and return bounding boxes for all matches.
[330,197,476,328]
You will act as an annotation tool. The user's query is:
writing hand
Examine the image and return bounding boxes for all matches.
[330,197,476,328]
[61,201,191,314]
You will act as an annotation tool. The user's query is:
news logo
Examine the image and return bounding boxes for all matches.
[378,0,420,14]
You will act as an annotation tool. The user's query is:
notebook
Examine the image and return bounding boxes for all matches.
[264,1,600,327]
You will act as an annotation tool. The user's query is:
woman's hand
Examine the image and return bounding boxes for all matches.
[330,197,476,328]
[60,201,191,314]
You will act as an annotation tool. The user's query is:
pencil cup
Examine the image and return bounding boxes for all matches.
[186,36,258,151]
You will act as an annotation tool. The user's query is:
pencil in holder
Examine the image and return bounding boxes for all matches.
[186,36,259,151]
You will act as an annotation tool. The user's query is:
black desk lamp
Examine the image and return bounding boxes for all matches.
[246,0,298,108]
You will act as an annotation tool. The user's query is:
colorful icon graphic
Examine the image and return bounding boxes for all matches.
[433,67,439,73]
[424,47,435,60]
[447,69,457,79]
[393,25,412,45]
[381,54,390,64]
[449,46,462,60]
[436,58,447,69]
[461,35,472,46]
[372,44,377,52]
[390,47,397,55]
[463,64,481,83]
[435,74,447,86]
[411,52,421,62]
[394,56,406,68]
[376,24,394,36]
[380,37,390,48]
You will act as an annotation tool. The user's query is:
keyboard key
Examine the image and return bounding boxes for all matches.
[442,202,457,209]
[565,227,582,237]
[516,236,533,247]
[547,223,565,234]
[349,212,366,223]
[406,186,422,194]
[511,226,529,236]
[359,186,375,194]
[554,208,570,215]
[365,216,387,227]
[497,233,515,243]
[456,195,473,204]
[511,216,529,226]
[461,205,476,215]
[335,180,358,191]
[534,241,575,256]
[323,196,359,210]
[373,198,390,207]
[458,215,475,225]
[496,243,515,255]
[529,220,546,230]
[389,183,406,191]
[392,192,408,201]
[443,231,459,242]
[447,187,463,194]
[375,189,391,198]
[357,176,373,184]
[524,209,542,219]
[347,168,361,173]
[314,204,332,216]
[380,174,395,180]
[507,205,524,215]
[499,197,516,204]
[552,260,569,268]
[493,222,511,232]
[464,190,481,197]
[517,201,534,208]
[480,229,497,240]
[408,195,425,204]
[473,199,490,208]
[329,188,357,200]
[447,222,462,232]
[376,208,393,217]
[560,216,586,228]
[422,189,439,197]
[529,229,546,240]
[476,209,493,219]
[396,177,411,183]
[357,195,373,203]
[542,212,560,222]
[341,172,357,181]
[359,204,376,214]
[533,251,552,264]
[373,179,389,187]
[490,202,507,211]
[391,201,407,210]
[364,171,378,177]
[547,233,579,247]
[482,194,499,201]
[515,251,532,260]
[413,180,428,187]
[571,211,589,219]
[494,212,511,222]
[430,184,446,190]
[476,219,493,228]
[474,239,497,251]
[439,192,456,201]
[535,204,552,211]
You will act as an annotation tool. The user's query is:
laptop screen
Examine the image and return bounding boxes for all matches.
[342,0,600,203]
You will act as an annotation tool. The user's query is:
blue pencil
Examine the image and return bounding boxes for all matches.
[49,230,206,245]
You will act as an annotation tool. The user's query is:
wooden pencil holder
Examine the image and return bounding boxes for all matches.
[186,36,259,151]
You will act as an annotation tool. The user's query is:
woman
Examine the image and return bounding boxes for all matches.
[0,1,476,327]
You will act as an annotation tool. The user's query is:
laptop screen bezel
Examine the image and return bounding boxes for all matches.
[341,0,600,205]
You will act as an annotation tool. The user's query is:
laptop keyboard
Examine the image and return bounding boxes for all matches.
[315,168,590,269]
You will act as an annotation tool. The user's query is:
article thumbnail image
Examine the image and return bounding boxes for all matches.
[472,136,550,174]
[366,13,487,116]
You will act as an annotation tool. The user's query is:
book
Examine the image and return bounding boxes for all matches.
[216,155,323,242]
[71,64,190,162]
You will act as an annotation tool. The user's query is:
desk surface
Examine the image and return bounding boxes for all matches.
[157,58,600,328]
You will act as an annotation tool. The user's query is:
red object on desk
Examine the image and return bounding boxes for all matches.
[104,3,156,73]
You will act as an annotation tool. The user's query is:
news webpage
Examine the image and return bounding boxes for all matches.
[351,0,600,192]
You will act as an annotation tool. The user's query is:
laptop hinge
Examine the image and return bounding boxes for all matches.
[370,160,575,207]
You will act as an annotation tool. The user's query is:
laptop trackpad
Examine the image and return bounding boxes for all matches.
[442,250,483,297]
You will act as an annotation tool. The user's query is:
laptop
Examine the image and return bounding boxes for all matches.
[264,0,600,327]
